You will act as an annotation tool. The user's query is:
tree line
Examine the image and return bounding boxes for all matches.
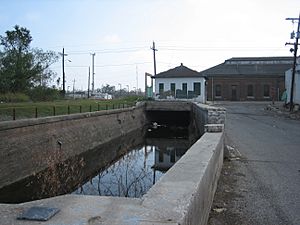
[0,25,59,102]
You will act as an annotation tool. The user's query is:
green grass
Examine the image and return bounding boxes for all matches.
[0,96,145,121]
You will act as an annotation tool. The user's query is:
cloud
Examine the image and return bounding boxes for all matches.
[102,34,122,44]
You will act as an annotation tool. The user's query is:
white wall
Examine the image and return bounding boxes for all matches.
[154,77,206,103]
[285,65,300,105]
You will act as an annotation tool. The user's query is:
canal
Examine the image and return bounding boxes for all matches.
[73,122,193,198]
[0,108,201,203]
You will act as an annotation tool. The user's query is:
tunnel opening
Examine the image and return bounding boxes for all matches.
[146,110,191,127]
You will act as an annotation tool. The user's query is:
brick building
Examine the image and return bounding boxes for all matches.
[200,57,294,101]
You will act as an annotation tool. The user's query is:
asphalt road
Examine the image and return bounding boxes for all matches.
[208,102,300,225]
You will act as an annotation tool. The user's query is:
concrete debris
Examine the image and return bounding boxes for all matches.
[213,207,227,213]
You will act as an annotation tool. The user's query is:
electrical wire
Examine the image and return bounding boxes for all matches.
[64,61,152,68]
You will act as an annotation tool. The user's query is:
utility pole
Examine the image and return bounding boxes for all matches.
[73,79,76,99]
[91,53,96,95]
[286,13,300,111]
[61,48,68,97]
[136,65,138,94]
[87,67,90,98]
[151,41,158,76]
[150,41,157,96]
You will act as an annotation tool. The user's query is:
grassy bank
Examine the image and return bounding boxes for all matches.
[0,96,144,121]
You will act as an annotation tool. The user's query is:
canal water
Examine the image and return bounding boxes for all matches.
[73,123,193,198]
[0,121,198,203]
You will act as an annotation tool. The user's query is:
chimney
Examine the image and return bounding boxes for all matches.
[181,63,183,66]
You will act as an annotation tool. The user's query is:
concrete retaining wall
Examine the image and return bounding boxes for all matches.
[0,104,146,190]
[141,130,224,225]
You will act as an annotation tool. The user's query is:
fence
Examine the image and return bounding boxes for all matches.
[0,103,134,122]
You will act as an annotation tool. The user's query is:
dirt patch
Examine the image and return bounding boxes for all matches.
[207,135,250,225]
[208,156,245,225]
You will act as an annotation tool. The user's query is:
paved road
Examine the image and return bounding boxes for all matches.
[208,102,300,225]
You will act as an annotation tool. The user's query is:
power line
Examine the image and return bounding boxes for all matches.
[64,47,148,55]
[64,61,152,68]
[53,45,287,56]
[159,46,287,51]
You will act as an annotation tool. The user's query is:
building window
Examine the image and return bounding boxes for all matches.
[247,84,254,97]
[194,82,201,95]
[182,83,187,92]
[170,83,176,96]
[215,84,221,97]
[263,84,270,97]
[159,83,164,94]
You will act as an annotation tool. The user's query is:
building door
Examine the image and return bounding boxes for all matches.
[231,85,238,101]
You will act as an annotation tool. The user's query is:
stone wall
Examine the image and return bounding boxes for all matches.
[192,103,226,135]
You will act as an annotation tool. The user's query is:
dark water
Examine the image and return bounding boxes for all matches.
[0,122,198,203]
[73,124,192,198]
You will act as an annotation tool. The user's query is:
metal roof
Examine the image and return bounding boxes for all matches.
[226,56,294,62]
[200,57,294,77]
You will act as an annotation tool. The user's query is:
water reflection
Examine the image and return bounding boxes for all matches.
[73,124,192,198]
[74,146,158,197]
[0,122,199,203]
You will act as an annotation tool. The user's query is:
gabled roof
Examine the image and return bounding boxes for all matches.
[155,63,205,78]
[199,57,294,77]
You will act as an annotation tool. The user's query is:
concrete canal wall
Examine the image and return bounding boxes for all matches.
[0,101,225,225]
[0,104,146,191]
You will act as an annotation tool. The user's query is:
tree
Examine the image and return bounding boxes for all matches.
[99,84,116,95]
[0,25,58,93]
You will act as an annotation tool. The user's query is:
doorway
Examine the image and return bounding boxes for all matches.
[231,85,238,101]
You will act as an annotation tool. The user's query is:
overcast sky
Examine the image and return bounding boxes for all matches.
[0,0,299,91]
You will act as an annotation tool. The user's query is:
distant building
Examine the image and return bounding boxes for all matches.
[200,57,294,101]
[154,63,207,103]
[90,92,112,100]
[285,61,300,105]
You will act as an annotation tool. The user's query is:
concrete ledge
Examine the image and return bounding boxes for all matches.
[146,101,192,111]
[0,131,224,225]
[0,104,143,131]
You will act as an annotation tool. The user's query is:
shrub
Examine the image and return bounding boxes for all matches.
[27,86,62,102]
[0,92,30,103]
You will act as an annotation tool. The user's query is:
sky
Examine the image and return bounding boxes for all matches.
[0,0,299,92]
